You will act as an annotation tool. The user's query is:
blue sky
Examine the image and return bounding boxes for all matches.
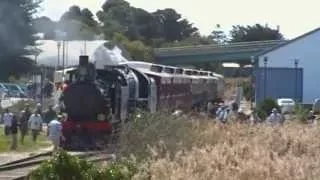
[39,0,320,39]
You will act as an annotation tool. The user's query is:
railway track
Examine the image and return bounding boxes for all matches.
[0,150,115,180]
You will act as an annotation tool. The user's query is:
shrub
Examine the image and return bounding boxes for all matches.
[294,104,309,123]
[30,150,138,180]
[30,150,101,180]
[102,159,138,180]
[118,110,200,160]
[257,97,279,120]
[241,81,252,101]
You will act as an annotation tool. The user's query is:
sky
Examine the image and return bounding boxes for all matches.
[39,0,320,39]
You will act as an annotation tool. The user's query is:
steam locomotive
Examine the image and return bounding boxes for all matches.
[57,56,224,150]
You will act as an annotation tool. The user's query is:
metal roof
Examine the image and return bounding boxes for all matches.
[257,27,320,56]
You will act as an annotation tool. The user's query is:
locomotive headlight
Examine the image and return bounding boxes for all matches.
[97,114,106,121]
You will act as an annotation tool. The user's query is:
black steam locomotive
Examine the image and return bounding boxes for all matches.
[57,55,224,150]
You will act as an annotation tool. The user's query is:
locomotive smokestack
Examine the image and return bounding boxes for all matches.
[79,55,89,66]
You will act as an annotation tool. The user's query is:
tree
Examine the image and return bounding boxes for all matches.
[0,0,42,80]
[60,5,82,21]
[229,24,284,42]
[97,1,198,45]
[210,24,227,44]
[152,8,198,42]
[113,32,153,62]
[33,16,57,39]
[59,5,100,40]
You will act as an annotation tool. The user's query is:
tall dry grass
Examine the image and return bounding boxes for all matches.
[118,112,320,180]
[224,78,250,100]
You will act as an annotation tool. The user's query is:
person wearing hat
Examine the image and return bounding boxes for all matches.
[47,114,63,151]
[267,108,283,125]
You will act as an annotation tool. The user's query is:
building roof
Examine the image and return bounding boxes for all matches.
[258,27,320,56]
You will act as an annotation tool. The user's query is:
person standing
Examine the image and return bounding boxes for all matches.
[28,110,43,142]
[36,103,42,116]
[19,105,31,144]
[44,105,56,124]
[47,115,63,151]
[267,108,283,125]
[10,115,18,150]
[2,109,13,136]
[207,101,215,118]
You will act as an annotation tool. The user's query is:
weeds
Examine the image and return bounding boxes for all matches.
[31,110,320,180]
[131,121,320,180]
[294,103,309,123]
[118,110,200,160]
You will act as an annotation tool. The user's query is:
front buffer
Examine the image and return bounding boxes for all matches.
[61,120,112,151]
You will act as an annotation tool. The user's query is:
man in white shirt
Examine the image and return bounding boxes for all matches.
[2,109,13,136]
[28,110,43,142]
[47,115,63,151]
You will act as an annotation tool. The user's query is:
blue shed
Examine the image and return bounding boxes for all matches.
[254,67,303,103]
[257,27,320,104]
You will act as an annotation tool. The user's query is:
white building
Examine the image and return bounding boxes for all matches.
[257,27,320,104]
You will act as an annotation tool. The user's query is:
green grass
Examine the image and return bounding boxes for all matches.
[0,126,51,152]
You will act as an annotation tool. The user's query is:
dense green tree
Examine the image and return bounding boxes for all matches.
[97,0,198,45]
[113,32,153,62]
[60,5,82,21]
[59,5,100,40]
[0,0,42,80]
[33,16,56,39]
[152,8,198,42]
[209,24,227,44]
[230,24,284,42]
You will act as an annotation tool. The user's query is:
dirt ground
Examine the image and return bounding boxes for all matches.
[0,146,52,165]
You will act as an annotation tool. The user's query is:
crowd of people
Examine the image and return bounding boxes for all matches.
[207,101,281,125]
[206,100,318,125]
[1,103,64,151]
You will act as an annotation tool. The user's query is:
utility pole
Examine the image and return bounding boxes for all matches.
[84,40,87,55]
[294,59,299,102]
[57,42,61,69]
[62,40,65,81]
[250,56,255,108]
[263,57,268,99]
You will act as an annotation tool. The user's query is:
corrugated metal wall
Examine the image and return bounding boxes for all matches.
[255,67,303,103]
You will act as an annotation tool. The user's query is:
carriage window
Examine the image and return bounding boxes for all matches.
[185,71,192,75]
[175,69,183,74]
[164,67,174,74]
[151,65,163,72]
